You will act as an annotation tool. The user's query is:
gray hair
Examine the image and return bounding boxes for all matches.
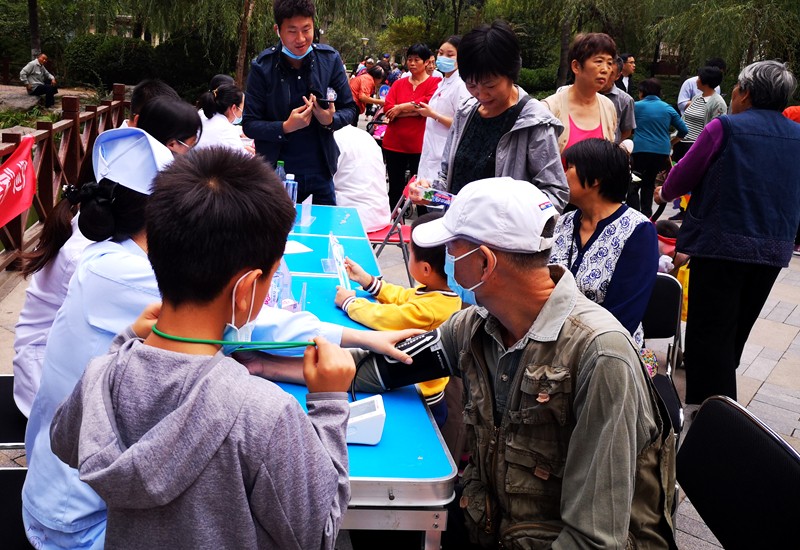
[737,60,797,111]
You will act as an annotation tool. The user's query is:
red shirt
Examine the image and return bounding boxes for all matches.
[382,75,441,154]
[349,73,375,114]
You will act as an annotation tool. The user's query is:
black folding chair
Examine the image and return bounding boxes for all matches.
[0,375,27,451]
[677,395,800,550]
[0,467,30,548]
[641,273,684,436]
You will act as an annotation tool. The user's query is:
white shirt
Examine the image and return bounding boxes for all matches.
[417,70,469,182]
[332,125,391,232]
[677,77,721,114]
[12,216,91,417]
[197,112,246,151]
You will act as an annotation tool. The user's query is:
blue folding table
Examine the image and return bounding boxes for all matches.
[283,205,457,548]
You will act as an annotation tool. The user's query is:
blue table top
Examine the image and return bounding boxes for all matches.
[279,383,455,480]
[290,275,370,331]
[284,233,380,277]
[291,205,370,239]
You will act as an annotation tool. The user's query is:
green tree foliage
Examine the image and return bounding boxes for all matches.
[653,0,800,79]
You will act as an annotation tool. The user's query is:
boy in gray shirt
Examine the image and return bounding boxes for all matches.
[50,147,355,549]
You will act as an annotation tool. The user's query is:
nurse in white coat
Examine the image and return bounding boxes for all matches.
[196,82,253,153]
[415,36,470,182]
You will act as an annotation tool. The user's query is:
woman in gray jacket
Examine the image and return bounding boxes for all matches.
[410,20,568,212]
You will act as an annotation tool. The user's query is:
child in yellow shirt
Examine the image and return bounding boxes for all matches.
[334,213,461,426]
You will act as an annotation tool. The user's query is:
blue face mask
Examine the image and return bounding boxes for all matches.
[282,44,312,60]
[444,247,491,306]
[436,56,457,74]
[222,271,258,354]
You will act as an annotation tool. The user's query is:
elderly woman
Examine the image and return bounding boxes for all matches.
[655,60,800,407]
[382,43,440,207]
[410,20,568,211]
[542,33,618,154]
[550,138,658,345]
[630,78,688,217]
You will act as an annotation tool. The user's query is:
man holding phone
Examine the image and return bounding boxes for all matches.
[243,0,356,205]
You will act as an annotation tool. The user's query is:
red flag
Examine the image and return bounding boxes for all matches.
[0,135,37,227]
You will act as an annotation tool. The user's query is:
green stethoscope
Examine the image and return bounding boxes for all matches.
[151,325,313,353]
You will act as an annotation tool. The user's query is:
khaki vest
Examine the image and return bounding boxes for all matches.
[454,307,677,549]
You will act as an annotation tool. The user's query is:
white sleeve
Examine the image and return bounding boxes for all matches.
[251,308,344,355]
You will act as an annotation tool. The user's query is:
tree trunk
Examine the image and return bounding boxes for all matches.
[556,16,571,87]
[236,0,256,88]
[27,0,40,58]
[451,0,462,34]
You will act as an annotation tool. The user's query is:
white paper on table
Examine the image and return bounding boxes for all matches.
[284,240,312,254]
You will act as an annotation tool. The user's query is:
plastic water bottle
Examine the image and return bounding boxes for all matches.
[267,270,283,308]
[275,160,286,184]
[285,173,298,205]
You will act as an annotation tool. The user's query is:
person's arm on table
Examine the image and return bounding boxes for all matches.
[654,117,726,205]
[242,327,422,384]
[553,333,652,549]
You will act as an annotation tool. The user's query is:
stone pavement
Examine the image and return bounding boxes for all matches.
[3,228,800,548]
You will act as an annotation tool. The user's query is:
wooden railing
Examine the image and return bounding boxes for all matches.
[0,83,129,272]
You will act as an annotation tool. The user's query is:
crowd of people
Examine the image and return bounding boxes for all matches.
[11,0,800,547]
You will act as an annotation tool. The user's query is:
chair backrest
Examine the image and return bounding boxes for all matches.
[677,396,800,549]
[0,467,29,548]
[641,272,681,340]
[0,375,27,450]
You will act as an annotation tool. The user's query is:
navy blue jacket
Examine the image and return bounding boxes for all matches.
[242,42,356,176]
[679,109,800,267]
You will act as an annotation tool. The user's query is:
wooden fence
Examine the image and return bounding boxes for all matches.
[0,83,129,272]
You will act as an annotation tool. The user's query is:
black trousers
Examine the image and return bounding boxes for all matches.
[383,149,420,208]
[29,84,58,107]
[684,257,781,404]
[630,152,670,217]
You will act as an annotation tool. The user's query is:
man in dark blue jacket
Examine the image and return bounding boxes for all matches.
[243,0,357,205]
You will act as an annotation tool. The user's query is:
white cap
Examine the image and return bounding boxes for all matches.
[286,173,295,180]
[92,128,174,195]
[412,177,558,253]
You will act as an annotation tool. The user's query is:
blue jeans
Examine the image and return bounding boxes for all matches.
[295,173,336,205]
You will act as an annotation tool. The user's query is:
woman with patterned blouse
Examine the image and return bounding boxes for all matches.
[550,138,658,346]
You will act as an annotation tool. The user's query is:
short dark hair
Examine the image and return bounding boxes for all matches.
[613,56,624,74]
[621,53,634,63]
[443,35,461,49]
[563,138,631,203]
[366,65,385,80]
[457,20,522,84]
[406,43,433,61]
[410,213,446,278]
[737,60,797,111]
[146,147,296,306]
[698,66,723,89]
[273,0,315,28]
[130,79,180,117]
[138,97,202,146]
[705,57,727,72]
[78,179,149,242]
[198,83,244,120]
[569,33,617,67]
[655,219,679,239]
[638,78,662,98]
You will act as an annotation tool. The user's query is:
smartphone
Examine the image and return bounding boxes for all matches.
[309,90,330,109]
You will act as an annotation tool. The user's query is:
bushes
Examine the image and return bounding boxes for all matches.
[517,66,558,93]
[64,34,154,88]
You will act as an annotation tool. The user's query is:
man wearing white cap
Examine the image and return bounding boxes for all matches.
[381,177,677,548]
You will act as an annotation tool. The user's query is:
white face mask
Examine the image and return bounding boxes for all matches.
[222,271,258,354]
